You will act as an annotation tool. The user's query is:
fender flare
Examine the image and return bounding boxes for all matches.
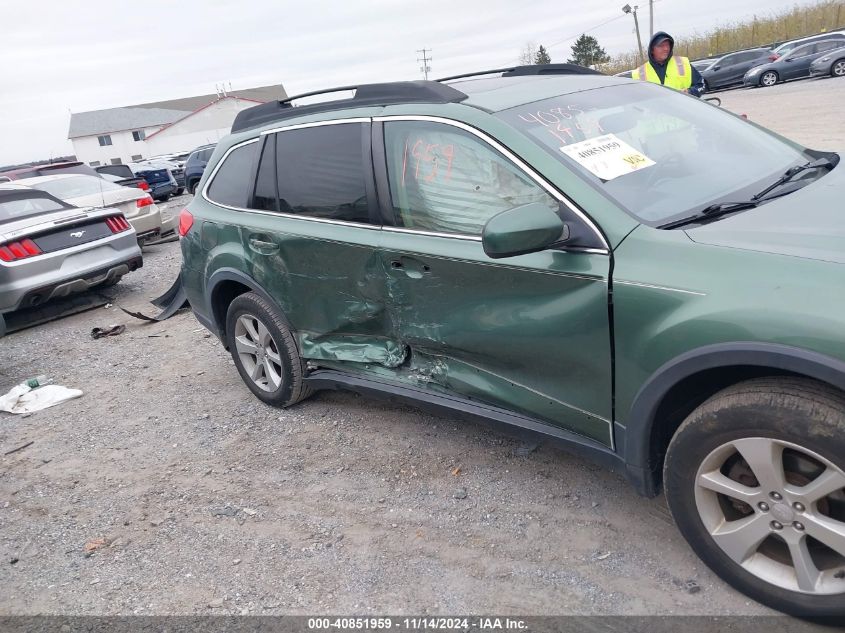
[623,342,845,493]
[206,268,294,337]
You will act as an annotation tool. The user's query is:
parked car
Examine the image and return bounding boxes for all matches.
[17,174,175,244]
[0,160,100,181]
[767,30,845,61]
[0,184,142,336]
[127,163,177,201]
[690,58,718,72]
[700,48,772,90]
[809,44,845,78]
[179,69,845,617]
[744,38,845,86]
[184,144,216,194]
[93,164,150,192]
[134,159,185,196]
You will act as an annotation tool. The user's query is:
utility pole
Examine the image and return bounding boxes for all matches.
[623,5,645,64]
[417,48,432,80]
[649,0,654,38]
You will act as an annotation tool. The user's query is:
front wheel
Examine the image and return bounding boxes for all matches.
[832,59,845,77]
[664,378,845,618]
[760,71,779,86]
[225,292,312,407]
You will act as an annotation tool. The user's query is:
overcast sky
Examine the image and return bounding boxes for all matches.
[0,0,820,165]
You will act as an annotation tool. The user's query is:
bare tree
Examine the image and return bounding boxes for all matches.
[518,42,538,65]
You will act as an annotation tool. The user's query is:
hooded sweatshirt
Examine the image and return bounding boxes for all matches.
[647,31,706,97]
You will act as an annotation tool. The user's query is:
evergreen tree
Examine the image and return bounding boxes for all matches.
[567,34,610,67]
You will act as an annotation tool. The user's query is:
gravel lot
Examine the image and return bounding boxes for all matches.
[1,79,842,616]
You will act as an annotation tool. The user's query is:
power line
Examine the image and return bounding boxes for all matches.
[547,0,665,51]
[546,14,627,50]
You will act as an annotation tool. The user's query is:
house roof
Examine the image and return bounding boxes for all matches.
[68,84,288,139]
[68,107,187,139]
[135,85,288,112]
[145,96,266,140]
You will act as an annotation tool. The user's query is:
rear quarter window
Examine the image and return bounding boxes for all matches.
[206,141,258,207]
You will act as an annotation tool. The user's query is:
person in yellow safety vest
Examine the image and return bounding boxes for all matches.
[633,31,706,97]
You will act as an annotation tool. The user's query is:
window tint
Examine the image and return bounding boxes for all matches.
[791,44,815,57]
[719,54,738,66]
[384,121,557,235]
[207,142,258,207]
[737,51,762,62]
[274,123,370,223]
[817,40,841,52]
[201,148,214,161]
[252,136,277,212]
[0,193,70,223]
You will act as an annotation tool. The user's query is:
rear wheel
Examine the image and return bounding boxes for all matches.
[760,71,779,86]
[225,292,312,407]
[833,59,845,77]
[664,378,845,618]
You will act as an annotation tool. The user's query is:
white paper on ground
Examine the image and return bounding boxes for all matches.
[0,384,83,414]
[560,133,656,181]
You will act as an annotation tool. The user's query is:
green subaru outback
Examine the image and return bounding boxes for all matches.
[178,65,845,617]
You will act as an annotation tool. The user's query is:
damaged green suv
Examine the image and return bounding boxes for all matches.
[180,66,845,617]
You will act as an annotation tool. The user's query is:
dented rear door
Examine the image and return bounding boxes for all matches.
[239,121,403,367]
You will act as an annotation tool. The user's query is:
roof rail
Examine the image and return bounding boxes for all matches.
[437,63,603,83]
[231,81,467,133]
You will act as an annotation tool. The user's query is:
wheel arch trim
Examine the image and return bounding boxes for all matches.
[622,342,845,492]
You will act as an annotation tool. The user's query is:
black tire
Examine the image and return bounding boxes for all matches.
[174,188,184,196]
[832,59,845,78]
[188,180,199,195]
[158,194,170,202]
[225,292,312,407]
[664,377,845,618]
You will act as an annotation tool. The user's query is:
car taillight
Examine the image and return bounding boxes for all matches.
[137,195,154,208]
[178,209,194,237]
[105,216,131,233]
[138,181,150,191]
[0,238,42,262]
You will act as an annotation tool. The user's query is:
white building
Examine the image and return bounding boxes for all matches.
[67,84,287,166]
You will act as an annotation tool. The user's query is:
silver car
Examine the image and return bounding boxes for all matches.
[0,185,142,336]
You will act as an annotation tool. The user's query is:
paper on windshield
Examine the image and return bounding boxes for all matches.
[560,133,655,181]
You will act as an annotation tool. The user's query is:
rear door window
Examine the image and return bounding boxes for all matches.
[206,141,259,208]
[272,123,371,223]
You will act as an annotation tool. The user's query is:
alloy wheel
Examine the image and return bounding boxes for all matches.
[233,313,284,392]
[694,437,845,595]
[761,72,778,86]
[833,61,845,77]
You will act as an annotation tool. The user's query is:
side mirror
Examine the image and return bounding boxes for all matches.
[482,202,568,259]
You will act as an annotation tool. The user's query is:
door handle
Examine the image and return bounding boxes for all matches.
[391,257,431,278]
[248,237,278,253]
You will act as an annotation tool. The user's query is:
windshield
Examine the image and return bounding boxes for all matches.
[0,192,72,224]
[35,176,124,199]
[497,82,812,225]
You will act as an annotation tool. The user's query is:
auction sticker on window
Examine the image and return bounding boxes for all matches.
[560,133,655,181]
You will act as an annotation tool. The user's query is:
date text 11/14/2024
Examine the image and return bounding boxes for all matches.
[307,617,529,630]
